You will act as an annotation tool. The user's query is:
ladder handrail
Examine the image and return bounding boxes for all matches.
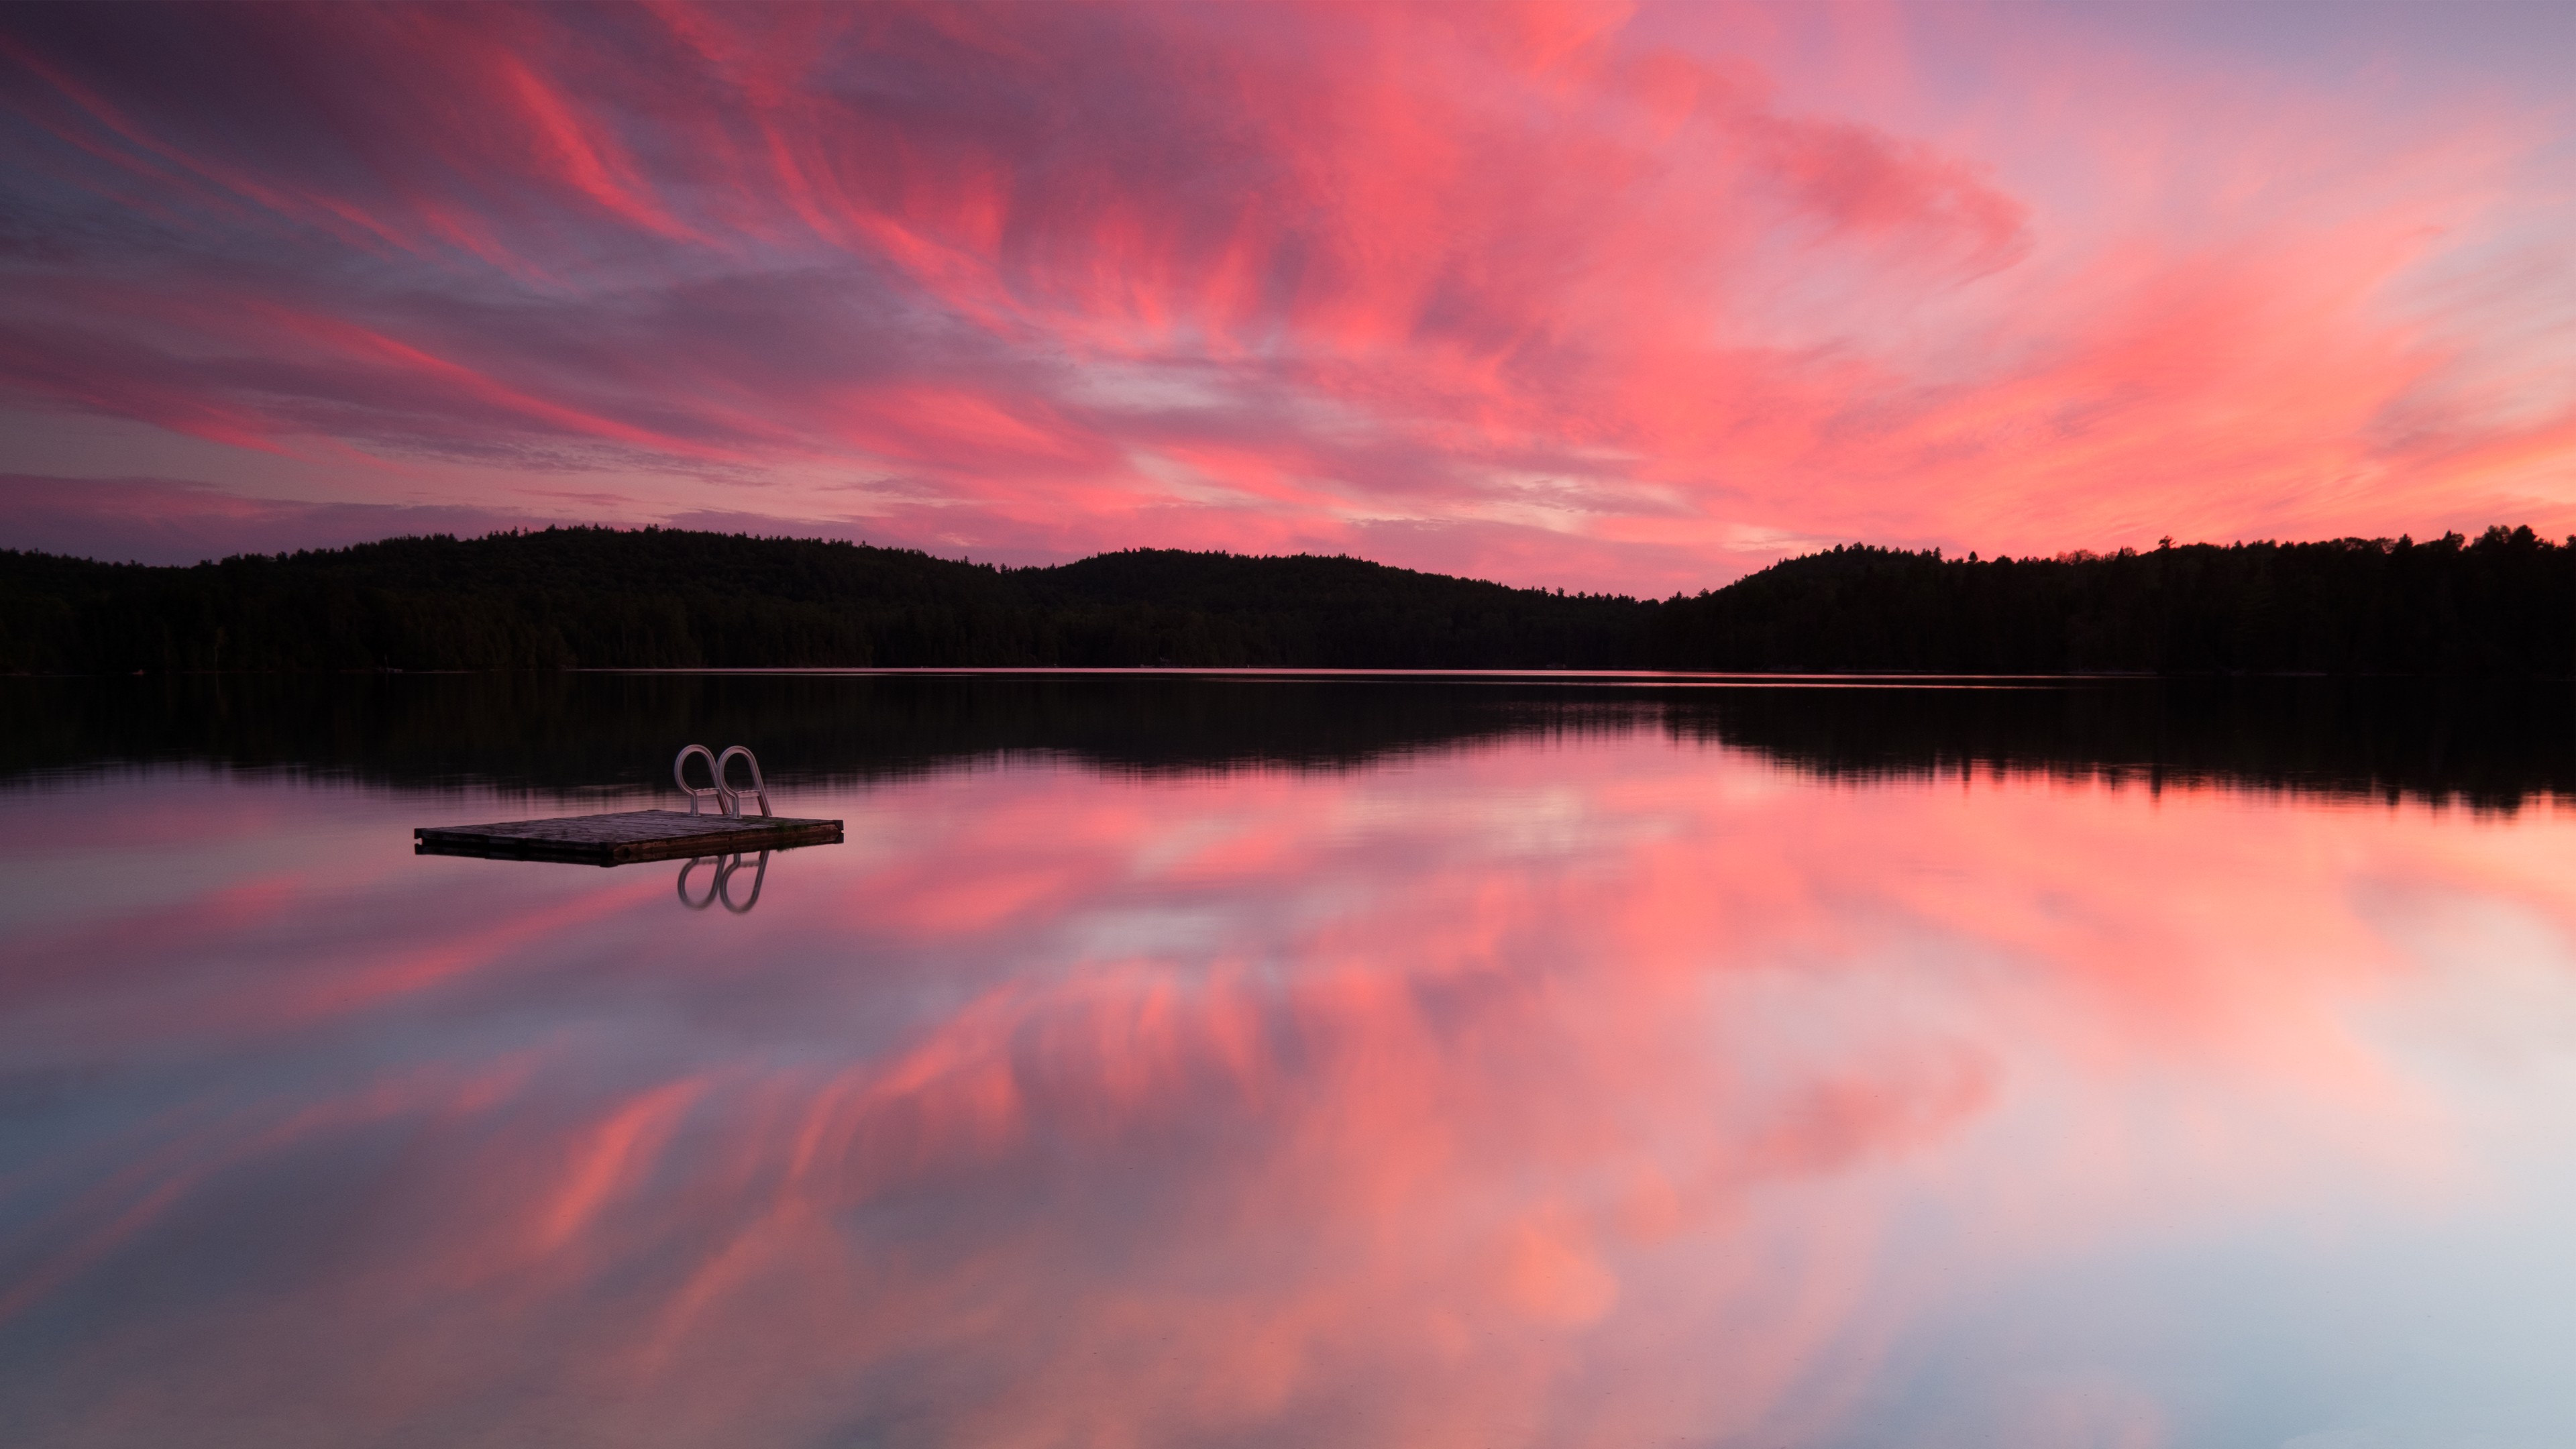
[714,745,773,818]
[673,744,723,816]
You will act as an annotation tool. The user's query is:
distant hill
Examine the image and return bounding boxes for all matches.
[0,527,1650,672]
[3,524,2570,675]
[1649,529,2576,676]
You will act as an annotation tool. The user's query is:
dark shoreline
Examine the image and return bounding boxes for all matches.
[9,670,2571,813]
[8,524,2575,677]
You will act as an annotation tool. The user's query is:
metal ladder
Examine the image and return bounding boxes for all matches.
[672,743,773,819]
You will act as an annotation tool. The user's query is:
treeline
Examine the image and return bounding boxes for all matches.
[1651,528,2576,675]
[0,528,1650,672]
[3,524,2572,675]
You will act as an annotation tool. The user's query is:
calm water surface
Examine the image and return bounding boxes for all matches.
[5,675,2576,1448]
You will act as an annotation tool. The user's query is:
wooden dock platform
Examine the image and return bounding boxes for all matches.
[415,809,843,866]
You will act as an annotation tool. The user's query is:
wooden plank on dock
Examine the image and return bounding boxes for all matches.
[415,809,843,866]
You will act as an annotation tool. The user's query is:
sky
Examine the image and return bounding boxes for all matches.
[3,1,2574,592]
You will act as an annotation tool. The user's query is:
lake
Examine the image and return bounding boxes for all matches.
[5,673,2575,1448]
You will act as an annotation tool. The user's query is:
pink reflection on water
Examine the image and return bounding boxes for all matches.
[3,745,2576,1445]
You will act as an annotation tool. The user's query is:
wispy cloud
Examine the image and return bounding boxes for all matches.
[1,2,2570,587]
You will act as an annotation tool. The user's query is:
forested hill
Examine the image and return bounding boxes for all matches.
[0,528,1650,672]
[3,524,2571,675]
[1649,529,2576,676]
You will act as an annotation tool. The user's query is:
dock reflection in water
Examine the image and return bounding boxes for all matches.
[4,674,2576,1448]
[676,851,767,914]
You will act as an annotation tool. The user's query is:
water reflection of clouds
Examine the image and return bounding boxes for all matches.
[3,745,2576,1445]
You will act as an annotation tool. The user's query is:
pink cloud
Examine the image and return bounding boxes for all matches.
[0,3,2571,590]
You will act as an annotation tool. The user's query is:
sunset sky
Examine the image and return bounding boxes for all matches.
[3,1,2573,592]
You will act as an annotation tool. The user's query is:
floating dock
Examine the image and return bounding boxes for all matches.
[415,809,843,866]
